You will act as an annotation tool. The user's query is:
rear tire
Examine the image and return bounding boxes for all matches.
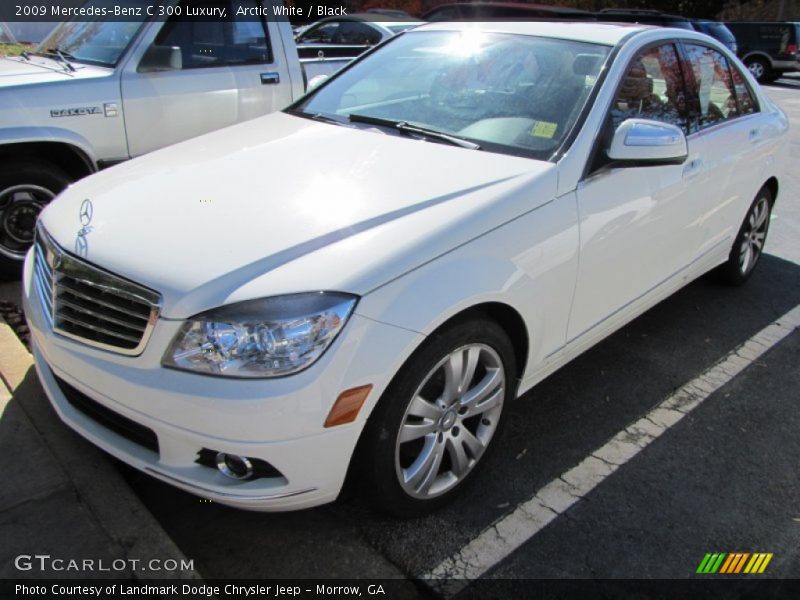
[714,187,773,286]
[745,57,772,83]
[0,160,71,279]
[356,317,516,518]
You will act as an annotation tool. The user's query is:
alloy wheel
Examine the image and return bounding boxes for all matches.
[739,195,769,275]
[395,343,505,499]
[748,61,765,80]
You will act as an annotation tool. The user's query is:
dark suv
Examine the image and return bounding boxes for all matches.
[596,8,695,30]
[725,22,800,83]
[422,2,595,21]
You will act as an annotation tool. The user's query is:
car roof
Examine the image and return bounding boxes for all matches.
[415,20,651,46]
[341,13,423,23]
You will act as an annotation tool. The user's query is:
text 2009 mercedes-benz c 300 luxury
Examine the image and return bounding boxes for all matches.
[24,22,788,516]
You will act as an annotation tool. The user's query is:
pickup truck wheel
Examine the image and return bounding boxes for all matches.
[714,187,773,286]
[0,161,71,278]
[745,57,771,83]
[357,317,515,517]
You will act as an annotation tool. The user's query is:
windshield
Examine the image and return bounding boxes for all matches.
[36,0,149,67]
[292,30,610,160]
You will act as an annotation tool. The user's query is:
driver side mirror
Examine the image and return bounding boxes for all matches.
[138,44,182,73]
[607,118,688,166]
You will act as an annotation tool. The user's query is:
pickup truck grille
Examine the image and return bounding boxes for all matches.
[33,225,161,356]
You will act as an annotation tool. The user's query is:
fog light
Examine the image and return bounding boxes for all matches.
[216,452,254,480]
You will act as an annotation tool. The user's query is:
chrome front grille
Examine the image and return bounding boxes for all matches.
[34,226,161,356]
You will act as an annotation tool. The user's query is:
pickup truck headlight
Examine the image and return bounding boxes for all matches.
[163,292,357,378]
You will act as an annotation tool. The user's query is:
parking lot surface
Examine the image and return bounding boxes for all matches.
[109,77,800,590]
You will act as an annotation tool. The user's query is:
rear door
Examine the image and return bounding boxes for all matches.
[120,0,293,157]
[678,42,770,260]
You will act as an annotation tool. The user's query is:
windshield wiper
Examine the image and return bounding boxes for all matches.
[348,113,481,150]
[286,109,349,126]
[42,48,76,72]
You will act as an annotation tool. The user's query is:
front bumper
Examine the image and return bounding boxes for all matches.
[22,250,423,511]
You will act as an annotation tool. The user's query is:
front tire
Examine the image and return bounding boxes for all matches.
[714,187,773,286]
[357,317,516,518]
[0,160,71,279]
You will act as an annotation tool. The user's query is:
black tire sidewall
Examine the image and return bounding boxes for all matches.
[717,187,773,286]
[0,160,71,277]
[357,316,517,518]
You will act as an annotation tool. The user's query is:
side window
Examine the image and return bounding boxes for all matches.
[729,64,758,115]
[298,22,340,44]
[610,43,689,132]
[334,22,381,46]
[682,44,738,130]
[426,7,461,22]
[154,0,272,69]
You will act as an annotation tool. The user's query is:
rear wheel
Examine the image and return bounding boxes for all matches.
[357,317,516,517]
[745,57,772,83]
[0,160,71,279]
[714,187,773,286]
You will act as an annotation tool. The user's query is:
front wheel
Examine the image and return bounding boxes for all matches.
[357,317,516,517]
[0,160,71,279]
[714,187,773,286]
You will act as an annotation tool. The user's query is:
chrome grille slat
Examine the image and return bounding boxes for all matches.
[56,312,142,344]
[33,225,161,356]
[33,235,55,328]
[56,281,151,321]
[59,273,155,308]
[57,297,146,332]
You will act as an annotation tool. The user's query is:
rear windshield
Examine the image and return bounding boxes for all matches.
[695,22,736,43]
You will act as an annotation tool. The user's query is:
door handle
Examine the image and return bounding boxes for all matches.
[682,158,703,180]
[260,72,280,85]
[749,128,761,143]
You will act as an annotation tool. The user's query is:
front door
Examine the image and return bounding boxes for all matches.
[121,0,293,157]
[568,42,705,340]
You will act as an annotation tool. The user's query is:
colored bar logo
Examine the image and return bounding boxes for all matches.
[696,552,773,574]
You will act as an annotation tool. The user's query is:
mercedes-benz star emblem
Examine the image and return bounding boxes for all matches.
[79,199,93,227]
[74,234,88,257]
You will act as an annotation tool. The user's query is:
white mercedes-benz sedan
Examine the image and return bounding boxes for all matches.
[23,21,788,516]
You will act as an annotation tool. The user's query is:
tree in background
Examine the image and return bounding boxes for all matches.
[406,0,799,20]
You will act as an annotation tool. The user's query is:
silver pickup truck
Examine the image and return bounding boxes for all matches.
[0,0,349,274]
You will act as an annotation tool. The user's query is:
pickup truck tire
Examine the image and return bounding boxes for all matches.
[356,317,515,518]
[0,160,71,278]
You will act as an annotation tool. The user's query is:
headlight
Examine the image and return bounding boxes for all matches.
[163,292,357,378]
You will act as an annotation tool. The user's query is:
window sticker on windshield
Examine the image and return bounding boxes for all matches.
[531,121,558,138]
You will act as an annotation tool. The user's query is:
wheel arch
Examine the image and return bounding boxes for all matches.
[0,141,95,182]
[442,302,529,383]
[763,176,778,206]
[741,51,774,67]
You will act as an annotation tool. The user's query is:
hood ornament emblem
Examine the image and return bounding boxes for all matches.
[75,199,93,256]
[79,198,93,227]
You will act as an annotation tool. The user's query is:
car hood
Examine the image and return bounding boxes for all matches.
[41,112,557,318]
[0,56,109,87]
